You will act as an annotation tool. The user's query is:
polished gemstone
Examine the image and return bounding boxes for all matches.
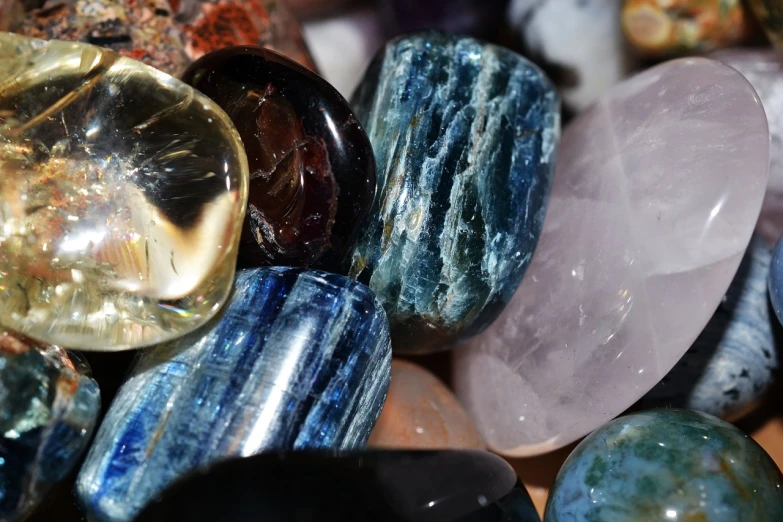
[639,235,778,421]
[369,360,485,450]
[350,32,559,353]
[711,50,783,245]
[622,0,754,57]
[749,0,783,51]
[0,33,248,351]
[454,58,769,456]
[545,410,783,521]
[769,235,783,327]
[136,450,541,522]
[182,47,376,273]
[77,267,392,522]
[0,332,100,521]
[382,0,508,39]
[509,0,639,113]
[8,0,316,75]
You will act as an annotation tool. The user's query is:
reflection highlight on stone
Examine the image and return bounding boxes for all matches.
[0,33,248,351]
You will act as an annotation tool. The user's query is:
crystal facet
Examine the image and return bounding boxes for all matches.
[136,451,541,522]
[0,332,100,521]
[182,47,376,272]
[454,58,769,456]
[710,50,783,246]
[622,0,754,57]
[545,410,783,522]
[349,32,559,353]
[369,360,486,450]
[639,235,778,421]
[0,33,249,351]
[8,0,316,75]
[77,267,391,522]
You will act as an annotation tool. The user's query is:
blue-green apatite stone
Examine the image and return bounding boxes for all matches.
[349,31,560,352]
[76,268,392,522]
[546,409,783,522]
[0,334,100,522]
[639,235,779,420]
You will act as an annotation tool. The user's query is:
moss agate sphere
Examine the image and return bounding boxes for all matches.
[546,409,783,522]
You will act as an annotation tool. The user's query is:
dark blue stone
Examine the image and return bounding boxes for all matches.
[639,235,779,420]
[545,409,783,522]
[135,450,540,522]
[769,234,783,327]
[349,31,560,353]
[0,334,100,522]
[76,268,392,522]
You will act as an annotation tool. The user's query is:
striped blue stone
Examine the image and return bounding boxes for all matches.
[0,334,99,522]
[349,31,560,353]
[76,268,392,522]
[639,235,778,420]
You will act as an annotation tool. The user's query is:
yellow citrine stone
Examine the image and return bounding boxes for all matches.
[0,33,249,351]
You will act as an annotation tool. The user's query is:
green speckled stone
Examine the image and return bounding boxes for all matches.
[546,409,783,522]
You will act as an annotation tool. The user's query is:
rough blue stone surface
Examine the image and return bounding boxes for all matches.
[639,235,779,420]
[0,335,100,522]
[546,409,783,522]
[349,31,560,353]
[769,234,783,328]
[76,268,392,522]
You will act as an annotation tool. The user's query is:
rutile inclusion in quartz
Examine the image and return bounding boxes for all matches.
[0,33,249,351]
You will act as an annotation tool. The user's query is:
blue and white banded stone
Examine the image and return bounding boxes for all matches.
[640,235,779,420]
[76,268,392,522]
[349,31,560,353]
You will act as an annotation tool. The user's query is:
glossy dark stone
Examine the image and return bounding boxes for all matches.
[182,47,376,273]
[382,0,508,39]
[135,450,541,522]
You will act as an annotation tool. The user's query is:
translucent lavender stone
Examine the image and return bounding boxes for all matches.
[639,235,778,420]
[454,58,769,456]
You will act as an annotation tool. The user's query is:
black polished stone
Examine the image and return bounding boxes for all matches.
[182,46,377,273]
[135,450,540,522]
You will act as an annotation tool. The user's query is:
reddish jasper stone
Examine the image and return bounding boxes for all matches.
[9,0,315,75]
[182,47,376,272]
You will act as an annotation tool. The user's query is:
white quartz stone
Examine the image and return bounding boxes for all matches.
[303,4,385,98]
[508,0,639,112]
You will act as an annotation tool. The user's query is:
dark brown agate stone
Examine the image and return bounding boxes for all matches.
[182,46,376,272]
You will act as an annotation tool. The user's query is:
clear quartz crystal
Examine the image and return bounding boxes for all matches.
[0,32,249,351]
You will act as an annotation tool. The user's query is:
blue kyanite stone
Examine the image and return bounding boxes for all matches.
[639,235,778,420]
[76,268,392,522]
[349,31,560,353]
[135,450,540,522]
[769,234,783,327]
[546,409,783,522]
[0,334,100,522]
